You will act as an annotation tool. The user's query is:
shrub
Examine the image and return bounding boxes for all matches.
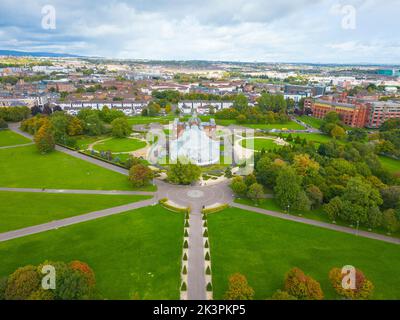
[202,204,229,214]
[183,253,188,261]
[0,277,8,300]
[271,290,297,300]
[0,118,8,129]
[184,229,189,237]
[185,220,190,228]
[224,273,254,300]
[329,267,374,300]
[181,282,187,291]
[205,252,210,261]
[284,268,324,300]
[204,240,209,248]
[5,265,41,300]
[206,282,213,292]
[203,229,208,237]
[182,266,187,275]
[69,260,96,288]
[183,240,189,249]
[129,164,154,187]
[203,221,208,227]
[206,266,211,275]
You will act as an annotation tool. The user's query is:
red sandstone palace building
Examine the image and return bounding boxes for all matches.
[305,95,400,128]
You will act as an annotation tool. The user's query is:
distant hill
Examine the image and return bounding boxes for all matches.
[0,50,82,58]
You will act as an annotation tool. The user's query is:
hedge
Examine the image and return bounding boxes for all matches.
[201,204,230,215]
[159,198,191,214]
[79,151,128,169]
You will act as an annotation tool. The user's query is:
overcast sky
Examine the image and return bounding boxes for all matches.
[0,0,399,64]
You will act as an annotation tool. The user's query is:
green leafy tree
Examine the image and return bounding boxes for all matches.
[129,164,154,187]
[5,265,41,300]
[247,183,264,204]
[230,176,248,197]
[274,167,305,211]
[111,117,132,138]
[167,161,201,185]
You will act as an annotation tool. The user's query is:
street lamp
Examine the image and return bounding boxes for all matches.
[356,220,360,236]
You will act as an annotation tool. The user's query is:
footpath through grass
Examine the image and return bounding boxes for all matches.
[0,129,31,147]
[0,145,133,190]
[208,207,400,300]
[0,205,184,300]
[0,191,151,233]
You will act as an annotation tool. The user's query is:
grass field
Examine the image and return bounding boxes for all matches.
[379,156,400,174]
[241,138,283,151]
[0,205,183,299]
[235,197,400,239]
[280,132,334,144]
[0,130,31,147]
[0,145,133,190]
[93,138,147,153]
[0,192,151,233]
[75,135,107,150]
[243,121,305,130]
[296,115,324,129]
[127,115,176,126]
[208,207,400,300]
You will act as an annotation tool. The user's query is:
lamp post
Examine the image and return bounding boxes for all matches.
[356,220,360,236]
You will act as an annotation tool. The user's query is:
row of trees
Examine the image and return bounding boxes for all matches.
[0,106,30,122]
[0,260,97,300]
[224,267,374,300]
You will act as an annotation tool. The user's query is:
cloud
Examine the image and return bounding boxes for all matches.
[0,0,399,63]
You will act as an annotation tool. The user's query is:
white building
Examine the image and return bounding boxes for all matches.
[178,100,234,115]
[58,101,148,116]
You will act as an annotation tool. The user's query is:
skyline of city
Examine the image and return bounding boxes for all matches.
[1,0,400,64]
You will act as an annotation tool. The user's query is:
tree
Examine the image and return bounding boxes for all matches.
[255,156,286,188]
[329,267,374,300]
[111,117,132,138]
[293,154,320,177]
[129,164,154,187]
[34,120,55,153]
[67,117,83,136]
[247,183,264,204]
[85,113,104,136]
[347,128,367,142]
[284,268,324,300]
[167,161,201,185]
[331,125,346,139]
[306,185,323,209]
[5,265,41,300]
[224,273,254,300]
[274,167,304,211]
[244,174,257,187]
[382,209,400,234]
[224,167,233,178]
[233,94,249,113]
[230,176,248,197]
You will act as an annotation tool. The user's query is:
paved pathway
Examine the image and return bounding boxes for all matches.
[187,206,207,300]
[232,203,400,245]
[0,142,34,150]
[0,198,155,242]
[0,187,154,196]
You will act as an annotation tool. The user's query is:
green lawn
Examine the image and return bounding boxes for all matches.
[93,138,147,153]
[0,130,31,147]
[127,115,176,126]
[208,207,400,300]
[0,191,151,233]
[75,135,106,150]
[235,197,400,239]
[243,121,305,131]
[280,132,334,144]
[0,205,184,300]
[379,156,400,174]
[241,138,283,151]
[214,120,305,130]
[0,145,133,190]
[296,115,324,129]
